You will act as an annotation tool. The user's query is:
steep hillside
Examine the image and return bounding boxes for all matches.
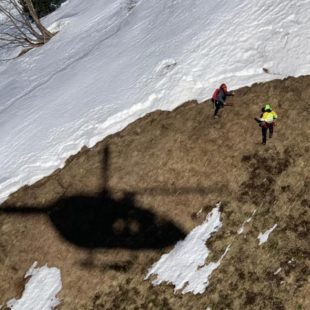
[0,76,309,309]
[2,0,310,206]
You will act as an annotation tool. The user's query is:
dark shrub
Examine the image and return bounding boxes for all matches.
[19,0,66,18]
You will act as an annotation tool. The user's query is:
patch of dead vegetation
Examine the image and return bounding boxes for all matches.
[0,76,309,309]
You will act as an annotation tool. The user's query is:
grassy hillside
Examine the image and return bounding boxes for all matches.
[0,76,309,309]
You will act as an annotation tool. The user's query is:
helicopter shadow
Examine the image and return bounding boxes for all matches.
[1,145,186,249]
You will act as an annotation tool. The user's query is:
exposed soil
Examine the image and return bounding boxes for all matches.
[0,76,309,309]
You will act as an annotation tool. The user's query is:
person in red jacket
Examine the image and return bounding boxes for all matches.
[212,83,235,118]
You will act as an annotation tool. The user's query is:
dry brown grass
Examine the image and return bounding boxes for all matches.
[0,76,309,309]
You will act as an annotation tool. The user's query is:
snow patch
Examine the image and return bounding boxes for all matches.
[238,209,256,234]
[48,20,70,33]
[258,224,277,245]
[145,206,229,294]
[6,262,62,310]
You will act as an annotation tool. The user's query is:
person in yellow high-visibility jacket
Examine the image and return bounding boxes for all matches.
[255,104,278,145]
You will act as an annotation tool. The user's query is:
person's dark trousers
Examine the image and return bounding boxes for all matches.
[214,101,223,116]
[262,123,274,144]
[269,124,274,138]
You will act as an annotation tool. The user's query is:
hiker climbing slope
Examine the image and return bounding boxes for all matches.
[255,104,278,145]
[212,83,235,118]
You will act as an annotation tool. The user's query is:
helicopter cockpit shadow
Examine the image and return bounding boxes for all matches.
[47,190,185,249]
[1,145,186,249]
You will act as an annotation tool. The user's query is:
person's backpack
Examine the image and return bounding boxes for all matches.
[211,88,220,103]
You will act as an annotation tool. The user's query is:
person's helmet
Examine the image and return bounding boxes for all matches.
[220,83,227,90]
[264,104,272,111]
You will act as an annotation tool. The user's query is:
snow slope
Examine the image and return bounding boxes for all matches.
[1,0,310,202]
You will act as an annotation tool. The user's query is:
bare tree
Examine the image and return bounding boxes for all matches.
[0,0,54,51]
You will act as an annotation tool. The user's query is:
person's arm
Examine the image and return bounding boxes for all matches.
[226,90,235,96]
[272,111,278,120]
[256,112,265,122]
